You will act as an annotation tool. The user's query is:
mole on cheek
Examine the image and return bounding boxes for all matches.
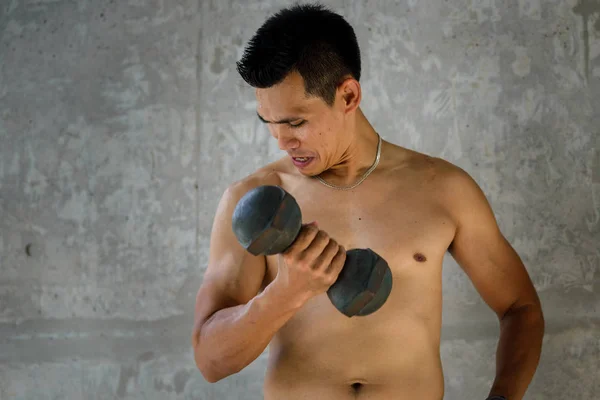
[414,253,427,262]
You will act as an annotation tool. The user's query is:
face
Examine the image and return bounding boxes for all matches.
[255,71,358,176]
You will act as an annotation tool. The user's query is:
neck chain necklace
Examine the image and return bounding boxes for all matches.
[314,133,382,191]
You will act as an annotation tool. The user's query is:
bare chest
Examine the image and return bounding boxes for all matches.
[264,181,457,284]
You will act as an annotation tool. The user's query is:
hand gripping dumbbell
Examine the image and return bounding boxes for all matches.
[231,185,393,317]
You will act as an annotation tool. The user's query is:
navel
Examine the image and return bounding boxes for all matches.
[349,382,364,394]
[413,253,427,262]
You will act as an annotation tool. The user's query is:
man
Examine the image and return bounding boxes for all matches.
[191,3,544,399]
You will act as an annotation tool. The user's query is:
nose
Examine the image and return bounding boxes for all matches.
[272,127,300,151]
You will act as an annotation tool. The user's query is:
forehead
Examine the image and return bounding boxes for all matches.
[255,71,317,113]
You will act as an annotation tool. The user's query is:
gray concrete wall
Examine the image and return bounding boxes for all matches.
[0,0,598,399]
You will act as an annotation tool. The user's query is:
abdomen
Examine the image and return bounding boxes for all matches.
[264,296,444,399]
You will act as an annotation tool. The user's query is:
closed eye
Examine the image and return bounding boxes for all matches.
[289,121,305,128]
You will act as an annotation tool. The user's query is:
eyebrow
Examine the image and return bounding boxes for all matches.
[256,112,302,124]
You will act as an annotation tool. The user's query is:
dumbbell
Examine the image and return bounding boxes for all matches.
[231,185,393,317]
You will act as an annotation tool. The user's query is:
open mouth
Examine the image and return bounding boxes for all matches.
[291,156,314,168]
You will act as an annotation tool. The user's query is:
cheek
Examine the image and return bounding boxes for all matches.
[305,127,323,142]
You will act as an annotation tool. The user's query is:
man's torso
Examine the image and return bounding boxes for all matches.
[250,143,457,399]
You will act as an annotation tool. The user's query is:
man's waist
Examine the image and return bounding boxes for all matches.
[266,347,443,386]
[263,372,445,400]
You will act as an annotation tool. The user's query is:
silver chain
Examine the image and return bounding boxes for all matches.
[314,133,382,191]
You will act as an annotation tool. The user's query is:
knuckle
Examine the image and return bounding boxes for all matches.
[299,226,314,239]
[298,262,310,271]
[282,253,294,265]
[307,225,320,235]
[327,246,339,258]
[328,241,339,252]
[296,255,310,269]
[286,252,296,262]
[330,244,341,256]
[315,230,329,242]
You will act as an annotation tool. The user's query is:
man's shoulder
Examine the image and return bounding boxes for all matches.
[405,151,489,220]
[388,145,467,182]
[426,155,471,183]
[387,146,481,200]
[224,158,289,199]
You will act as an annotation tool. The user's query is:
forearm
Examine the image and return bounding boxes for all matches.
[193,281,303,382]
[488,304,545,400]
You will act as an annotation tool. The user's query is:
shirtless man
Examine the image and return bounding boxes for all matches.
[191,4,544,399]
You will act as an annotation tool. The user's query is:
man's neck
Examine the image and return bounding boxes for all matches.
[316,109,381,187]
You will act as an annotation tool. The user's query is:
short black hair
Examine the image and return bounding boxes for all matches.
[236,2,361,106]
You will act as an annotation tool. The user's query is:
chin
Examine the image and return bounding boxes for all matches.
[303,171,318,177]
[295,168,314,176]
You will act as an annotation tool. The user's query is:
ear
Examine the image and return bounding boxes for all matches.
[338,77,361,113]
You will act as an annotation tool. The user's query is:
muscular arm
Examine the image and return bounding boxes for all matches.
[193,276,302,382]
[442,162,545,400]
[191,180,303,383]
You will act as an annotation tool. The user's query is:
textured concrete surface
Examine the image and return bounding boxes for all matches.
[0,0,598,399]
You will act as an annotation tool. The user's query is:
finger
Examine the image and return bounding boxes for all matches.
[325,245,346,275]
[283,223,319,255]
[312,240,341,271]
[302,231,333,267]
